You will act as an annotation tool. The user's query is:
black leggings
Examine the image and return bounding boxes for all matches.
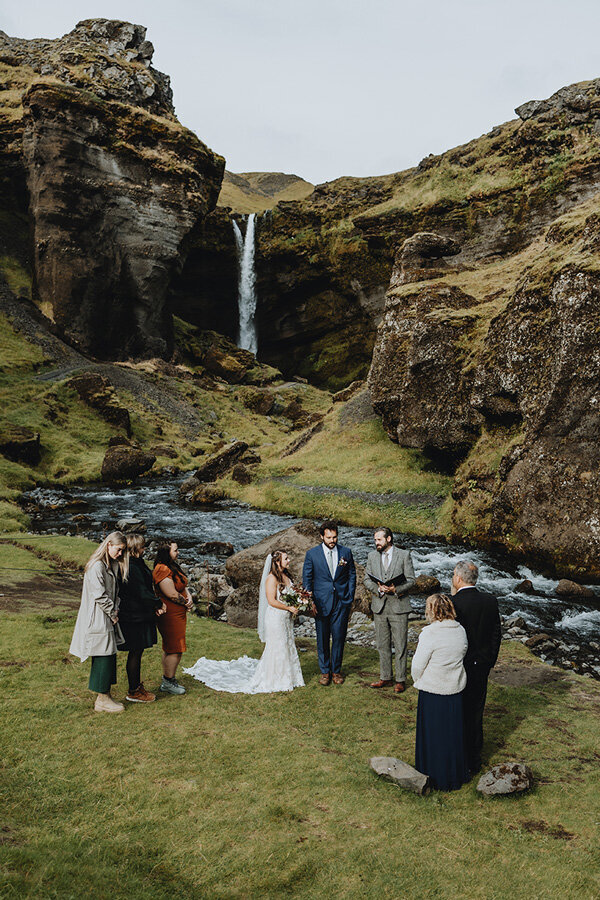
[126,649,144,691]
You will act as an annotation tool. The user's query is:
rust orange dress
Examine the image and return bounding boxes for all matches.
[153,563,189,654]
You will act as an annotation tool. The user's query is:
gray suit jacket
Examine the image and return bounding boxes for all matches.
[364,547,415,615]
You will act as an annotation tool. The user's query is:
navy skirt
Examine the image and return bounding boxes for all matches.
[415,690,469,791]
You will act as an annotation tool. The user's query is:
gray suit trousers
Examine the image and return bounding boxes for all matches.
[374,607,408,681]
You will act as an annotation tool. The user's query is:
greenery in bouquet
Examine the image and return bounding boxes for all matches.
[280,584,313,614]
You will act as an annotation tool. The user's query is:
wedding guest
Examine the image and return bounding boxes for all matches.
[451,560,502,775]
[69,531,129,713]
[153,540,194,695]
[364,527,415,693]
[118,534,166,703]
[412,593,469,791]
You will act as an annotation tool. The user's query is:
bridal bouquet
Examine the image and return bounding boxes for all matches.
[280,585,313,614]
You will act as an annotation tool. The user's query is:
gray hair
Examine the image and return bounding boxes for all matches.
[454,560,478,585]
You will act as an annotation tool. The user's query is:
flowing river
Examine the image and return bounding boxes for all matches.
[24,476,600,676]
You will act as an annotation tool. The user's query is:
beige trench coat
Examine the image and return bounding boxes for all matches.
[69,559,124,661]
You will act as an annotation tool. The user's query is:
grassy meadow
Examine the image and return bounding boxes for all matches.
[1,542,599,899]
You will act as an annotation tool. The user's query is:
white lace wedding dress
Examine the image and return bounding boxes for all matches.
[184,574,305,694]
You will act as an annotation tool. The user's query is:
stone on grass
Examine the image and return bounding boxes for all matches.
[0,424,41,465]
[193,440,248,482]
[477,763,533,796]
[369,757,430,795]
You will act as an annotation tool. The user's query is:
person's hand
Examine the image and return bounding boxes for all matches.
[185,598,194,610]
[288,605,299,617]
[310,601,318,617]
[156,603,167,616]
[111,614,119,624]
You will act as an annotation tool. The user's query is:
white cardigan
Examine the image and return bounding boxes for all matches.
[411,620,468,695]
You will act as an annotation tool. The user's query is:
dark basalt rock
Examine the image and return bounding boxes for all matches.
[101,445,155,482]
[0,424,41,464]
[390,231,461,287]
[193,441,249,483]
[1,19,224,360]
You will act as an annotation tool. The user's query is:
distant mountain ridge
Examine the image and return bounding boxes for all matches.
[218,170,314,213]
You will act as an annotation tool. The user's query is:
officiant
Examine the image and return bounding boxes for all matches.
[364,527,415,693]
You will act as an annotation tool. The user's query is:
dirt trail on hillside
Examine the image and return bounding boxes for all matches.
[1,289,205,439]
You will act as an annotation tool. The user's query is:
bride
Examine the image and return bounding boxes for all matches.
[184,550,305,693]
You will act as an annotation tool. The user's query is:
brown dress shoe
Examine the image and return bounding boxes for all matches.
[370,679,393,688]
[318,673,331,686]
[394,681,406,694]
[332,673,345,685]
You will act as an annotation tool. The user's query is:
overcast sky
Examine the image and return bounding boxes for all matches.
[3,0,599,184]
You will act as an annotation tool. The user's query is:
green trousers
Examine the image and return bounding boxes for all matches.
[89,654,117,693]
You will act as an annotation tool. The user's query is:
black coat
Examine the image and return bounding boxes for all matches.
[452,587,501,669]
[119,557,162,624]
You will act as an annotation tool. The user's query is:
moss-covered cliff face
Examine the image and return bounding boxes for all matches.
[368,79,600,577]
[178,77,600,390]
[0,19,224,358]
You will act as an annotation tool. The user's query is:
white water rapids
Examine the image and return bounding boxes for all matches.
[232,213,258,354]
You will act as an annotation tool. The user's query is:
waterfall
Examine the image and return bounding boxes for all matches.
[232,213,258,354]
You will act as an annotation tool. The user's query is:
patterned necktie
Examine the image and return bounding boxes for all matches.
[383,551,390,577]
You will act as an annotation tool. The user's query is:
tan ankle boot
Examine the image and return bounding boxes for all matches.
[94,692,125,713]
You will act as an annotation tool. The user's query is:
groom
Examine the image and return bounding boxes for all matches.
[303,521,356,685]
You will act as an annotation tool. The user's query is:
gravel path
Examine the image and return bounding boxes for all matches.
[270,477,444,509]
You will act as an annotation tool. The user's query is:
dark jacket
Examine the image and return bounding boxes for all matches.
[452,586,502,669]
[119,557,162,624]
[302,544,357,617]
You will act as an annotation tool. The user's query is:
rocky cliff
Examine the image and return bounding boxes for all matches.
[368,79,600,577]
[0,19,224,358]
[178,77,600,390]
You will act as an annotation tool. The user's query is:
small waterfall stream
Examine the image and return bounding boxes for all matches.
[232,213,258,354]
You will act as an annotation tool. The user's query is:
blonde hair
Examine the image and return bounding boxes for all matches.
[126,533,145,557]
[425,593,457,623]
[85,531,129,580]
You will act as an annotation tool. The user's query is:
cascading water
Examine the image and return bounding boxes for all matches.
[232,213,258,354]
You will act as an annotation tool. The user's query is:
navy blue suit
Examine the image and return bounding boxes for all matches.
[303,543,356,674]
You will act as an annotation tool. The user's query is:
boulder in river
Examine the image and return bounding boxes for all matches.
[555,579,595,599]
[477,763,533,796]
[413,574,442,594]
[515,579,534,594]
[101,446,156,483]
[116,517,146,534]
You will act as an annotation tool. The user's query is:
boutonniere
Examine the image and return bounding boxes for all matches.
[338,558,348,567]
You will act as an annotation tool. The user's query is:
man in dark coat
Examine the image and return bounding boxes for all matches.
[451,560,502,775]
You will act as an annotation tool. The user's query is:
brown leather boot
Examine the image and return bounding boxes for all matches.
[318,673,331,685]
[370,679,393,688]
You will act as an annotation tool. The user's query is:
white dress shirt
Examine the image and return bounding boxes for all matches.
[322,542,338,576]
